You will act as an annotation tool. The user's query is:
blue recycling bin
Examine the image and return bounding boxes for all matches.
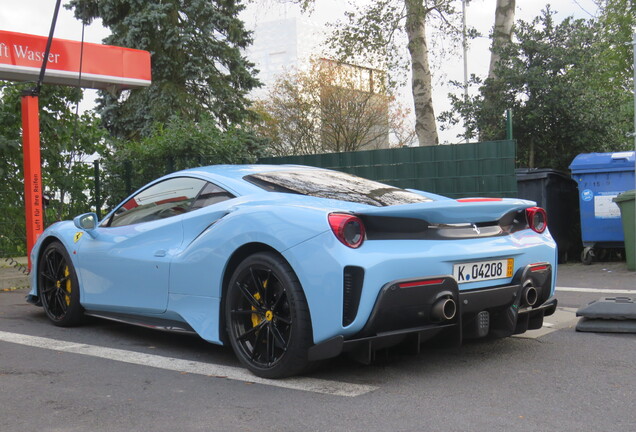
[569,151,636,264]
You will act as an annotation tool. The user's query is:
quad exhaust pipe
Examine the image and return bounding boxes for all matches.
[432,297,457,321]
[429,284,536,323]
[522,284,538,307]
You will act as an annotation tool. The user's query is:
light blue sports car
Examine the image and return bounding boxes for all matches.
[28,165,558,378]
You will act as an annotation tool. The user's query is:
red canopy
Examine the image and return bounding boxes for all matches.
[0,30,151,89]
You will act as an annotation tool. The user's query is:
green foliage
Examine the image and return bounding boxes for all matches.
[321,0,459,88]
[593,0,635,88]
[68,0,261,140]
[99,116,266,209]
[441,3,634,171]
[326,0,410,87]
[0,82,106,256]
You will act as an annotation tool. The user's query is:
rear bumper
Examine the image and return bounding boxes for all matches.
[308,263,556,362]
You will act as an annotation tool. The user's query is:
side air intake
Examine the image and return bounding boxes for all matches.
[343,266,364,326]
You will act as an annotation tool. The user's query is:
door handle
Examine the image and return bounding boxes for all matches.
[154,249,166,257]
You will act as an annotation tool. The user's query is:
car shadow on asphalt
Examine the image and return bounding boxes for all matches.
[6,287,547,385]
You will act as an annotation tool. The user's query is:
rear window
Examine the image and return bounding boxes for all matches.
[244,170,432,207]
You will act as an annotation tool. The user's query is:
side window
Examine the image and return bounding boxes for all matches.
[109,177,206,227]
[190,182,235,210]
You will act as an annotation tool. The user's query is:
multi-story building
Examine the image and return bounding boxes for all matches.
[243,5,390,150]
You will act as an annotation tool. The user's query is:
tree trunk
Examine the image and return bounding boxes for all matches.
[528,140,535,168]
[488,0,516,79]
[405,0,439,146]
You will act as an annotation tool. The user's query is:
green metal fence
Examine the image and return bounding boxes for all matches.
[93,140,517,216]
[259,140,518,198]
[1,140,517,256]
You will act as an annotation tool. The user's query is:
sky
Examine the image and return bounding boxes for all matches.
[0,0,601,143]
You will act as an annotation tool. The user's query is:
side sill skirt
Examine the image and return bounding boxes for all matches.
[84,310,197,335]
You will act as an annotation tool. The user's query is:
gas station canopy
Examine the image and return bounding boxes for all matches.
[0,30,151,90]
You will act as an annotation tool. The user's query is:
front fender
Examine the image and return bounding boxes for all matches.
[28,221,85,300]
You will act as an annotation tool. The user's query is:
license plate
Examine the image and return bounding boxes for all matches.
[453,258,514,284]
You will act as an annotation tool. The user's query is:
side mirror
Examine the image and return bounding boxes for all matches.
[73,212,98,232]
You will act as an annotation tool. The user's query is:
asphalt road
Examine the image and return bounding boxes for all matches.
[1,262,634,432]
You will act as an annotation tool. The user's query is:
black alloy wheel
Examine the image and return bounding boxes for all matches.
[225,252,312,378]
[38,242,84,326]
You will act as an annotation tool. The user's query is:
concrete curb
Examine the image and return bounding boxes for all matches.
[0,257,30,292]
[0,256,28,268]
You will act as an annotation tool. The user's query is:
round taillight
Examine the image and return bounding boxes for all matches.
[328,213,365,248]
[526,207,547,233]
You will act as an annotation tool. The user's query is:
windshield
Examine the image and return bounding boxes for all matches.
[244,169,432,207]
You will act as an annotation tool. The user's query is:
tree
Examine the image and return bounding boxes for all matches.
[441,4,634,171]
[68,0,261,140]
[252,59,414,156]
[0,83,106,255]
[291,0,459,147]
[592,0,635,87]
[100,116,265,208]
[488,0,516,80]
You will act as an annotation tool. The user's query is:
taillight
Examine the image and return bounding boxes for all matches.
[529,263,549,272]
[526,207,547,233]
[328,213,365,248]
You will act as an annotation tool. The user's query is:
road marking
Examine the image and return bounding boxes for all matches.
[0,330,377,397]
[556,286,636,295]
[513,307,579,339]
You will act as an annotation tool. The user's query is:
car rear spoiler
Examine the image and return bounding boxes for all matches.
[354,198,535,224]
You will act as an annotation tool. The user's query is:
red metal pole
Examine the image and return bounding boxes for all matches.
[21,94,44,270]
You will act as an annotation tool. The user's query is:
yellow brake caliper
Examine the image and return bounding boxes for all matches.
[64,266,71,306]
[250,279,268,327]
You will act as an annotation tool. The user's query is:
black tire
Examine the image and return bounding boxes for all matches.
[581,248,594,265]
[225,252,313,378]
[38,242,85,326]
